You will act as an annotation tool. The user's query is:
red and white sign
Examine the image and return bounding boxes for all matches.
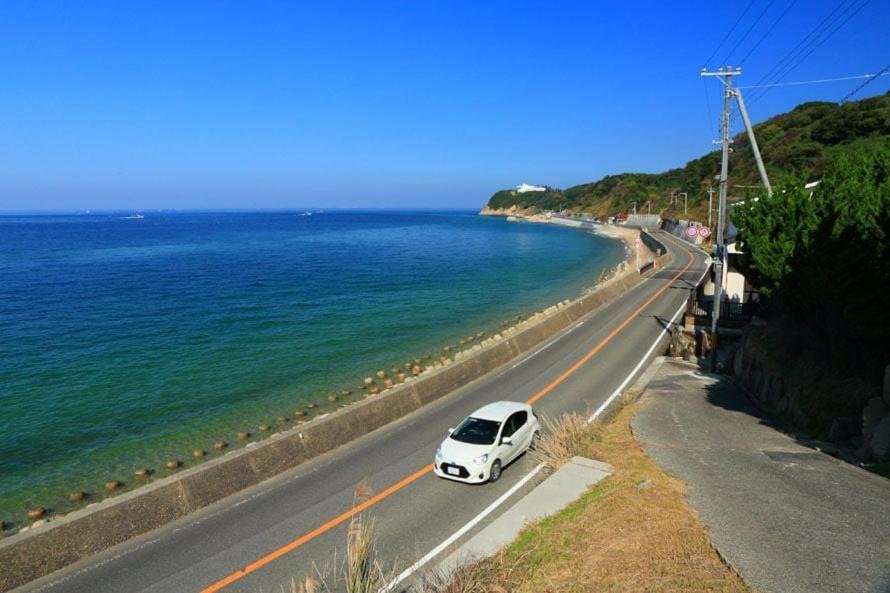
[685,226,699,238]
[698,226,712,239]
[635,237,642,246]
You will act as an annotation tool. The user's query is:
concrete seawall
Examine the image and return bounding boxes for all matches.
[0,232,674,593]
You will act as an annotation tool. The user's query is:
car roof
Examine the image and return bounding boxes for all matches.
[470,401,529,422]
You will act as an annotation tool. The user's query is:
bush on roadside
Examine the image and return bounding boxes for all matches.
[282,484,393,593]
[529,411,599,469]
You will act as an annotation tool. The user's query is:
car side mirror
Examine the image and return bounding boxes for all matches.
[501,436,512,445]
[447,428,454,435]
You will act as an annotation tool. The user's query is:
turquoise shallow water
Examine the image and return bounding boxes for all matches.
[0,209,624,527]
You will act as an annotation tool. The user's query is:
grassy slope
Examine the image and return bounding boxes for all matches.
[484,91,890,221]
[458,399,751,593]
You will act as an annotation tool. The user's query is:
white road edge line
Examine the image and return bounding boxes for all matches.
[510,319,586,369]
[588,300,685,423]
[589,252,710,423]
[381,462,546,593]
[383,246,708,593]
[511,334,561,369]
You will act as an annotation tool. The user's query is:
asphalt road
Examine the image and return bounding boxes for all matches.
[15,230,709,593]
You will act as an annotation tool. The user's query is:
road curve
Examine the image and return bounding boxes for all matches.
[14,230,709,593]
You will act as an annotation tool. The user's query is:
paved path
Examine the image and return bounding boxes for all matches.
[13,231,708,593]
[633,359,890,593]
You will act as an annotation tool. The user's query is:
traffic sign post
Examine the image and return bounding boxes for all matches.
[698,226,712,239]
[685,226,699,239]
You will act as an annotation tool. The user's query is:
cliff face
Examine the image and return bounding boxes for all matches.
[478,205,539,217]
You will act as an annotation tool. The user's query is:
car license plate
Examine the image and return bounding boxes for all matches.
[447,466,460,476]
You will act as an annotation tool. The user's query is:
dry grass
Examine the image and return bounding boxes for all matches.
[528,411,597,469]
[281,483,393,593]
[447,399,753,593]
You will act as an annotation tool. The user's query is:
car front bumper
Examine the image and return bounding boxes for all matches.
[434,461,489,484]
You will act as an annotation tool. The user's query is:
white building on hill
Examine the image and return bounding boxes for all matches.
[516,183,547,193]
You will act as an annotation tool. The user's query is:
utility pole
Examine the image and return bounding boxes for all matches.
[677,192,688,214]
[631,201,636,215]
[707,186,715,227]
[701,66,741,372]
[647,200,651,215]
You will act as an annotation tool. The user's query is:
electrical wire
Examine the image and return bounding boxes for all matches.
[701,77,718,142]
[841,61,890,102]
[748,0,871,106]
[703,0,758,67]
[738,0,800,66]
[739,71,890,89]
[745,0,857,102]
[720,0,776,67]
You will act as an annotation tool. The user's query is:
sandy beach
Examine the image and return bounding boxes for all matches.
[595,223,656,268]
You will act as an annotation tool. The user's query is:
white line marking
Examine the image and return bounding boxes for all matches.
[589,248,710,423]
[511,335,561,368]
[381,462,546,593]
[588,300,685,423]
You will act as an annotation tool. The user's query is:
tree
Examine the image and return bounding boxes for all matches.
[733,143,890,370]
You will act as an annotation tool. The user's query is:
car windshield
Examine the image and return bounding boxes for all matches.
[450,417,501,445]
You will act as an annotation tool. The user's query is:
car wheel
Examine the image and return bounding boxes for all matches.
[530,431,541,450]
[488,459,502,483]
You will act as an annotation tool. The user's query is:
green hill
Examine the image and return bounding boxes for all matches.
[484,91,890,221]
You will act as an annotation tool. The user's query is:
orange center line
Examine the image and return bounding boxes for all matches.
[200,239,696,593]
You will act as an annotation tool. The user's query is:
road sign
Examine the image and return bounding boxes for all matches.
[698,226,712,239]
[685,226,699,238]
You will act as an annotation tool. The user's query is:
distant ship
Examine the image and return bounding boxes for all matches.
[122,213,144,220]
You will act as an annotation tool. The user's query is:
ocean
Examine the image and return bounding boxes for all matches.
[0,209,624,527]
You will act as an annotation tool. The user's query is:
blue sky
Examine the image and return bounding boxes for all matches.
[1,0,888,210]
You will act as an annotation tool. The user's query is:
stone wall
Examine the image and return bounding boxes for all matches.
[0,236,674,593]
[732,326,890,463]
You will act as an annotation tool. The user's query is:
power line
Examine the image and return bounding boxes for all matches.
[703,0,758,67]
[746,0,857,103]
[748,0,871,106]
[739,71,890,89]
[720,0,776,66]
[841,61,890,102]
[738,0,800,66]
[702,77,718,142]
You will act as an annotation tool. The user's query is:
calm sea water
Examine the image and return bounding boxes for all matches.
[0,210,623,526]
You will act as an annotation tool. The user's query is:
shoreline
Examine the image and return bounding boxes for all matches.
[0,229,671,592]
[0,214,630,534]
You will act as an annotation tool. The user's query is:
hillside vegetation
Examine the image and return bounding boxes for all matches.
[485,91,890,220]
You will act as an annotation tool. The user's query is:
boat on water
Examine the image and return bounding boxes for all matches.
[122,213,144,220]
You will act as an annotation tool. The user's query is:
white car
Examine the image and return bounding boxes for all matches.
[434,401,540,484]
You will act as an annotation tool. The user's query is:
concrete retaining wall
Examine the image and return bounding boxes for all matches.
[640,229,667,256]
[0,235,675,593]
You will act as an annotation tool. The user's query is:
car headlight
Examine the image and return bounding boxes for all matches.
[471,453,489,465]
